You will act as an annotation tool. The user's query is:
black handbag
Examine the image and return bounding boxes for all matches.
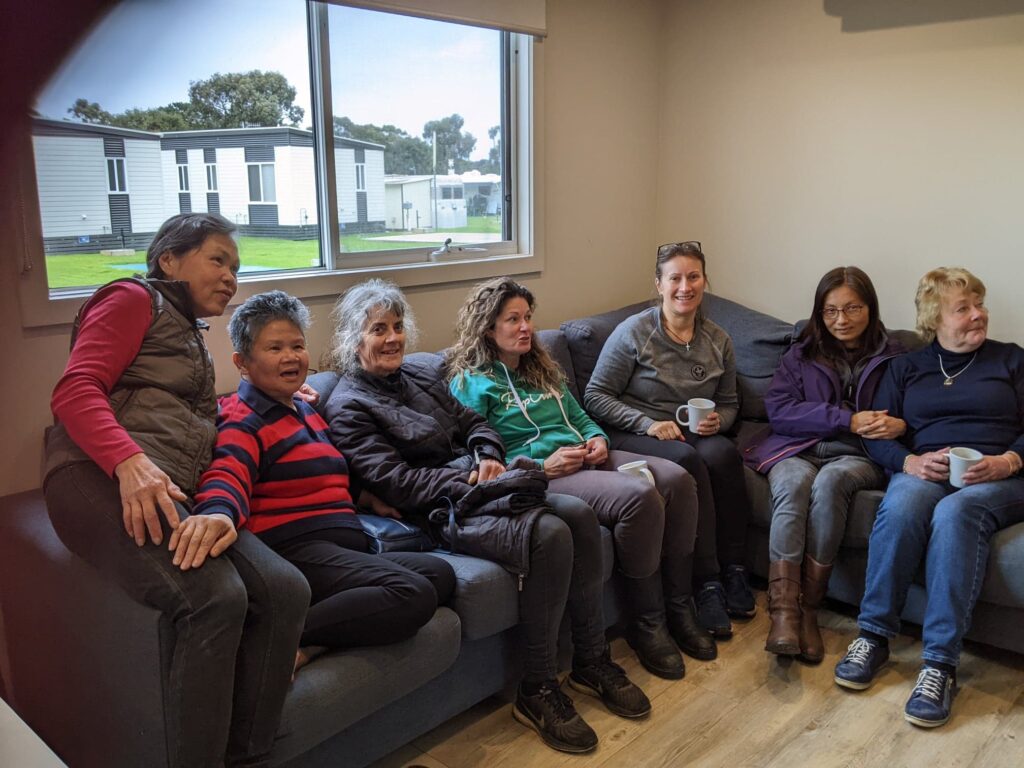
[356,513,435,554]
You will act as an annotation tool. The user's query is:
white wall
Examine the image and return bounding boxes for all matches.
[124,139,165,231]
[32,135,110,237]
[215,147,249,226]
[365,149,385,221]
[655,0,1024,342]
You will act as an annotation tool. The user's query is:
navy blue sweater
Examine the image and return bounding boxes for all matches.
[866,339,1024,472]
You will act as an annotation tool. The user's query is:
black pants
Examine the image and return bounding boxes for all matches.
[45,462,310,768]
[518,493,607,684]
[606,429,751,582]
[274,527,455,648]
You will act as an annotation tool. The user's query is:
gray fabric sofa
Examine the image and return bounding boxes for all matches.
[0,344,625,768]
[3,292,1022,768]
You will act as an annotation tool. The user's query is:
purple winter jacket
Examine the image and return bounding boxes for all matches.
[741,337,905,473]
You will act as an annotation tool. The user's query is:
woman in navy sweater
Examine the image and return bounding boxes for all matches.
[743,267,905,664]
[833,267,1024,729]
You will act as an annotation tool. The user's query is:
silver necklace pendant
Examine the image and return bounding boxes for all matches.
[943,377,954,386]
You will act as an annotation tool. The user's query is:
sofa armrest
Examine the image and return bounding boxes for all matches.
[0,491,170,768]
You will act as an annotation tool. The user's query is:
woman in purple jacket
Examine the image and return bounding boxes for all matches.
[743,267,905,663]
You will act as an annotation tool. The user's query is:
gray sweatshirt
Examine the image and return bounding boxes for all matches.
[584,306,740,435]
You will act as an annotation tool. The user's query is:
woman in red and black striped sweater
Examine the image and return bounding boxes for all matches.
[188,291,454,667]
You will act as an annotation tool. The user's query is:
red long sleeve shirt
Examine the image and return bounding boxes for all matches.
[50,281,153,477]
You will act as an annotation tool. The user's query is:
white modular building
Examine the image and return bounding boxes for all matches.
[32,118,386,252]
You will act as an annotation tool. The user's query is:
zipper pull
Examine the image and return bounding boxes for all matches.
[518,573,524,592]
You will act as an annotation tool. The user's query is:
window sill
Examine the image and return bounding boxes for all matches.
[17,249,544,329]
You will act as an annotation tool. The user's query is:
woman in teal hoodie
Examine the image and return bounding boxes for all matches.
[448,278,710,676]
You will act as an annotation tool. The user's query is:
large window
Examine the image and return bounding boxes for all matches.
[22,0,538,324]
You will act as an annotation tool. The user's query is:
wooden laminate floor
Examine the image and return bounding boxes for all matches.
[370,590,1024,768]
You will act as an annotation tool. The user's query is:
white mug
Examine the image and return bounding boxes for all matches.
[676,398,716,429]
[947,447,983,489]
[617,460,656,487]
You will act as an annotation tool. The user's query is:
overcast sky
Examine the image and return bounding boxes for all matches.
[35,0,501,160]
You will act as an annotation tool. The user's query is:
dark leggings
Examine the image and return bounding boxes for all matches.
[275,527,456,648]
[518,492,607,684]
[607,429,751,582]
[45,461,310,768]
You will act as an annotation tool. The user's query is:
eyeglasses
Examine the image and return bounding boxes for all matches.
[822,304,866,320]
[657,240,702,258]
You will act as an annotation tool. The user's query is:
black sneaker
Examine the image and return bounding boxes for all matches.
[569,651,652,719]
[723,564,757,618]
[696,581,733,638]
[513,680,598,753]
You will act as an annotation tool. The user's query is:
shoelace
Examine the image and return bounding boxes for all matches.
[537,683,575,719]
[592,658,629,687]
[842,637,877,667]
[911,667,948,702]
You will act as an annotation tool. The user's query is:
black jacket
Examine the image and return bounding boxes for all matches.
[324,355,547,575]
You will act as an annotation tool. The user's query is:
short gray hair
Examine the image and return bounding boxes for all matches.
[323,279,419,374]
[146,213,237,279]
[228,290,311,359]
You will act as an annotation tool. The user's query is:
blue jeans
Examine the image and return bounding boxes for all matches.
[858,472,1024,667]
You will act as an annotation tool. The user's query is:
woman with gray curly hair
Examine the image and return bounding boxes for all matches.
[190,290,454,670]
[834,267,1024,728]
[447,277,705,677]
[323,279,651,755]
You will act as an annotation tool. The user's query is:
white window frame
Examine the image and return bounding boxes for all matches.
[106,157,127,193]
[177,164,190,192]
[206,163,218,191]
[16,1,542,328]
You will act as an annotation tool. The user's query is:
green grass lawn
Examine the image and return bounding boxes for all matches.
[44,216,503,289]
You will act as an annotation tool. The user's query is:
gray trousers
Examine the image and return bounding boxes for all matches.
[767,443,885,565]
[548,450,698,579]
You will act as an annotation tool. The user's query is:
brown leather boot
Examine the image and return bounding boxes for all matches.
[765,560,801,656]
[798,554,833,664]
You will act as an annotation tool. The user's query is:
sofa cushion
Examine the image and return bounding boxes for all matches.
[306,371,340,418]
[430,527,615,641]
[560,301,651,399]
[702,294,793,379]
[535,329,578,401]
[273,606,461,764]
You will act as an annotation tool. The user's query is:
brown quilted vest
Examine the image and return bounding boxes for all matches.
[44,278,218,497]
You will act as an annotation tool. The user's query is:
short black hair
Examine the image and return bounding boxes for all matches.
[228,291,311,359]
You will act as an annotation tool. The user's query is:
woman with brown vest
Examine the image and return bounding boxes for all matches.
[43,213,310,768]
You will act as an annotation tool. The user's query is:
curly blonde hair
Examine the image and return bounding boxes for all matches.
[446,277,564,394]
[914,267,986,342]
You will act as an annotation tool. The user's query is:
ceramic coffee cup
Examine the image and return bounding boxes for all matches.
[617,460,656,486]
[947,447,983,489]
[675,398,716,430]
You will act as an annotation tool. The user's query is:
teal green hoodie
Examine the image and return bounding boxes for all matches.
[450,362,607,462]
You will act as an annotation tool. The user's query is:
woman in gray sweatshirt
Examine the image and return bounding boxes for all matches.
[584,241,753,648]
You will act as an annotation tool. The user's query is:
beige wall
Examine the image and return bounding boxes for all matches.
[0,0,663,496]
[655,0,1024,338]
